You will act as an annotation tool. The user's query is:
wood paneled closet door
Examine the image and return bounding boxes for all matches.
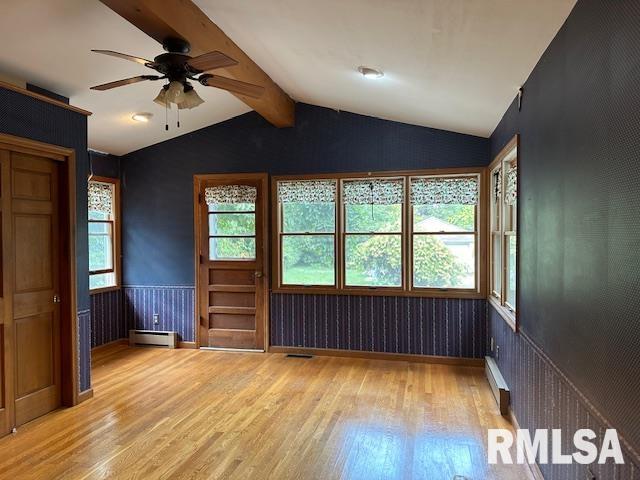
[4,150,61,427]
[197,174,268,351]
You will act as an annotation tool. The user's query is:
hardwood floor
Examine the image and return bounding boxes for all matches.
[0,345,532,479]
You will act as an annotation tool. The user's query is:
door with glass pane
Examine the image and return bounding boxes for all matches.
[196,174,268,350]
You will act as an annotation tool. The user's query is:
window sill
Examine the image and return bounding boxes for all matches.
[90,285,121,295]
[272,287,484,299]
[488,296,517,332]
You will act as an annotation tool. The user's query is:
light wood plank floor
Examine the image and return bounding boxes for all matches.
[0,344,532,480]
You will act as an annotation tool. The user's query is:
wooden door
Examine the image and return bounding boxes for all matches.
[10,151,61,426]
[197,174,268,351]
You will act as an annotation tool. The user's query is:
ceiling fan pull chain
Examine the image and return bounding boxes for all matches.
[165,101,169,131]
[177,108,180,129]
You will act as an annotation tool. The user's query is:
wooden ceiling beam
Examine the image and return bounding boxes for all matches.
[100,0,295,127]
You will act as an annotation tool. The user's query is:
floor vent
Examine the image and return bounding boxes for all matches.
[485,356,510,415]
[129,329,177,349]
[286,354,313,359]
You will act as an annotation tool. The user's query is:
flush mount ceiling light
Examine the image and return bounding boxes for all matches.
[358,66,384,79]
[132,112,153,122]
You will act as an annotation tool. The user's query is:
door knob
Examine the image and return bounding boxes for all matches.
[53,294,61,304]
[255,271,263,278]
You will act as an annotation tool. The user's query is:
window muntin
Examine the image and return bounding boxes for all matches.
[206,185,256,260]
[410,176,479,290]
[89,179,118,290]
[342,178,404,288]
[278,180,336,286]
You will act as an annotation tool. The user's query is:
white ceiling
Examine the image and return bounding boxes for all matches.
[0,0,575,156]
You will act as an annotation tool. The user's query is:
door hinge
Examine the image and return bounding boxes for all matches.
[199,254,204,264]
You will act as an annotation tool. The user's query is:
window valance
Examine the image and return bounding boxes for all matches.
[410,177,478,205]
[492,169,502,201]
[205,185,256,205]
[278,180,336,203]
[88,182,113,214]
[504,166,517,205]
[342,179,404,205]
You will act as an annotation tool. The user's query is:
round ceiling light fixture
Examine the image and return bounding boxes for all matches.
[358,66,384,79]
[132,112,153,123]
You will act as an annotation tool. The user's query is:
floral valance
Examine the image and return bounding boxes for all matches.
[410,177,478,205]
[492,168,502,202]
[342,179,404,205]
[88,181,113,214]
[278,180,336,203]
[205,185,256,205]
[505,166,517,205]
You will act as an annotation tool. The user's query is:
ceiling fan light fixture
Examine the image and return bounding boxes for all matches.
[178,89,205,110]
[165,80,186,104]
[153,87,168,107]
[132,112,153,122]
[358,66,384,79]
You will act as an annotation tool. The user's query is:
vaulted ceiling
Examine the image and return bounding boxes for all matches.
[0,0,575,155]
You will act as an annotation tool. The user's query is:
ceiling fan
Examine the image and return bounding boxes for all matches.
[90,37,265,112]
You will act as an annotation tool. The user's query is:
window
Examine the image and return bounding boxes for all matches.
[489,136,518,327]
[343,178,404,288]
[410,175,479,290]
[205,185,256,260]
[88,177,119,290]
[273,169,484,297]
[278,180,336,286]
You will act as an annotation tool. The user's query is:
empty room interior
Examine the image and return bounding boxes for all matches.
[0,0,638,479]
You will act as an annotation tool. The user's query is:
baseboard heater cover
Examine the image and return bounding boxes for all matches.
[485,355,510,415]
[129,329,177,349]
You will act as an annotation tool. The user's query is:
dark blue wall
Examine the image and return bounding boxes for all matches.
[0,86,91,391]
[89,151,120,179]
[489,0,640,470]
[121,103,488,286]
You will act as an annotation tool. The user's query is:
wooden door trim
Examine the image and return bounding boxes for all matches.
[0,133,80,411]
[193,173,269,350]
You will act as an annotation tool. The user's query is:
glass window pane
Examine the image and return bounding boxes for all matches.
[89,210,109,221]
[506,235,517,308]
[90,272,116,290]
[413,204,475,232]
[345,234,401,287]
[282,235,334,285]
[492,234,502,297]
[345,204,401,233]
[282,202,335,233]
[89,234,113,271]
[89,221,111,234]
[209,237,255,260]
[208,202,254,212]
[209,213,255,236]
[413,234,475,289]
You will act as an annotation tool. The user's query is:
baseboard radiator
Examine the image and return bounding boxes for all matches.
[129,329,177,349]
[485,356,510,415]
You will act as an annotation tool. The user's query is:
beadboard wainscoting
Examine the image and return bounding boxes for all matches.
[78,309,92,393]
[90,289,125,348]
[123,286,196,343]
[271,294,487,358]
[489,308,640,479]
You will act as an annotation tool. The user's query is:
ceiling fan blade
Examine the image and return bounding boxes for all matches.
[187,51,238,72]
[200,75,264,99]
[92,49,157,67]
[90,75,160,91]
